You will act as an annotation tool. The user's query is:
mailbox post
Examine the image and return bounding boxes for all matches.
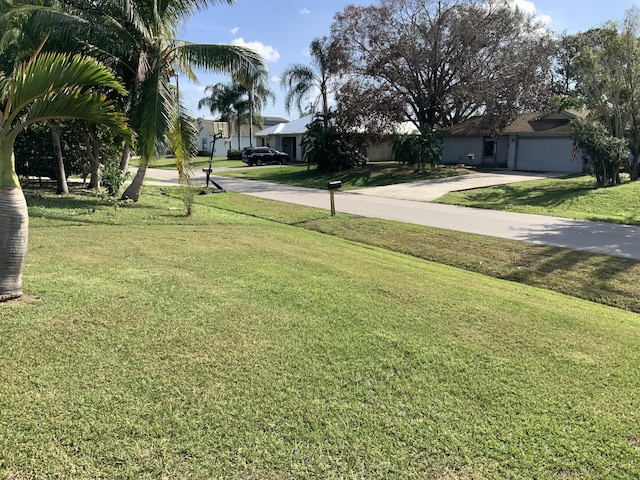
[327,180,342,216]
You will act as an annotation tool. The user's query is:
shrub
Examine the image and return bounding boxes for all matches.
[301,114,366,172]
[392,126,442,173]
[101,162,130,196]
[227,149,242,160]
[570,118,626,187]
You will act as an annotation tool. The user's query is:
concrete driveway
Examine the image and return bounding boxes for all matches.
[349,170,566,202]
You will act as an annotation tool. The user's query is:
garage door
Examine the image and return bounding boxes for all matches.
[515,137,582,173]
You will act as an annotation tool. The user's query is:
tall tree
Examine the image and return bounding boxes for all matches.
[572,9,640,180]
[0,2,78,194]
[9,0,265,200]
[233,65,274,146]
[111,0,264,201]
[280,37,333,120]
[198,82,247,149]
[0,48,130,301]
[551,29,604,110]
[330,0,556,133]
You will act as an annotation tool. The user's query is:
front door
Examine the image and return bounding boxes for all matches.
[482,137,496,166]
[282,137,297,161]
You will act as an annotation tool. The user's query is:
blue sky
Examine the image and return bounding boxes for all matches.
[179,0,640,121]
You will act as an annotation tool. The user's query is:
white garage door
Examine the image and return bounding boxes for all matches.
[515,137,582,173]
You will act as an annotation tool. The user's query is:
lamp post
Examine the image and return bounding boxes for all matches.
[203,128,225,191]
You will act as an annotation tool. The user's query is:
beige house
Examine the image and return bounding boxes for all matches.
[255,115,421,163]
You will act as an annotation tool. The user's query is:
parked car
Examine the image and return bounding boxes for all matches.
[242,147,289,166]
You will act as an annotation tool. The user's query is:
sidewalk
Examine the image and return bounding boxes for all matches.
[141,167,640,261]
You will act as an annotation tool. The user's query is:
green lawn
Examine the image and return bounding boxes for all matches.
[1,186,639,478]
[436,174,640,225]
[217,162,472,190]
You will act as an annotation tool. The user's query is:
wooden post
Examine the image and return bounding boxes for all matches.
[327,180,341,216]
[330,189,336,216]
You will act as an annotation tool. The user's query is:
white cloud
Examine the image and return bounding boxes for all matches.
[511,0,535,15]
[230,27,239,34]
[271,75,280,83]
[232,38,281,62]
[299,8,310,14]
[508,0,550,25]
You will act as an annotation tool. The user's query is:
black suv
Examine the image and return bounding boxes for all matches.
[242,147,289,166]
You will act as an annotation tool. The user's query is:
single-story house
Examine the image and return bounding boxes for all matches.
[441,110,588,173]
[197,116,289,156]
[255,116,421,163]
[255,114,314,162]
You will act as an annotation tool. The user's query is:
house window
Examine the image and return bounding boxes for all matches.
[202,139,207,150]
[483,137,496,157]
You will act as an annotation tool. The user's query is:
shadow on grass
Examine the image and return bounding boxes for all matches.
[23,186,166,226]
[229,163,472,189]
[499,229,640,311]
[460,181,594,209]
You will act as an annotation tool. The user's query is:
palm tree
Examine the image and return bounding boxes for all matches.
[0,47,130,301]
[198,82,246,149]
[0,2,76,194]
[8,0,265,201]
[280,37,332,120]
[233,65,274,146]
[111,0,265,201]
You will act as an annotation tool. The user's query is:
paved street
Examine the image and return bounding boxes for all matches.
[141,167,640,261]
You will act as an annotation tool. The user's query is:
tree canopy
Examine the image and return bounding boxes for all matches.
[330,0,556,134]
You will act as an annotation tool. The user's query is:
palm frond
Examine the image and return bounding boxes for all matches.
[7,52,127,123]
[168,99,198,184]
[197,82,244,117]
[129,63,173,161]
[14,90,130,141]
[162,0,233,26]
[280,64,316,88]
[176,42,265,77]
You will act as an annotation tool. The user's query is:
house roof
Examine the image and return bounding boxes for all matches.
[256,114,315,136]
[439,116,489,137]
[263,116,289,126]
[502,110,588,135]
[440,110,589,137]
[256,115,421,137]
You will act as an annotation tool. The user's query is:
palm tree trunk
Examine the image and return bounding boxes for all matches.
[49,120,69,195]
[249,97,253,147]
[237,116,241,150]
[120,144,131,171]
[0,186,28,301]
[86,125,101,190]
[121,158,147,201]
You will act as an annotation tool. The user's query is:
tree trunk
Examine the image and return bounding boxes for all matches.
[85,126,101,191]
[237,116,241,150]
[120,159,146,201]
[631,152,639,181]
[49,120,69,195]
[120,143,131,171]
[0,186,28,301]
[249,97,253,148]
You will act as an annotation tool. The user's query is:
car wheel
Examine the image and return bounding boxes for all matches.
[282,158,288,164]
[257,159,263,166]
